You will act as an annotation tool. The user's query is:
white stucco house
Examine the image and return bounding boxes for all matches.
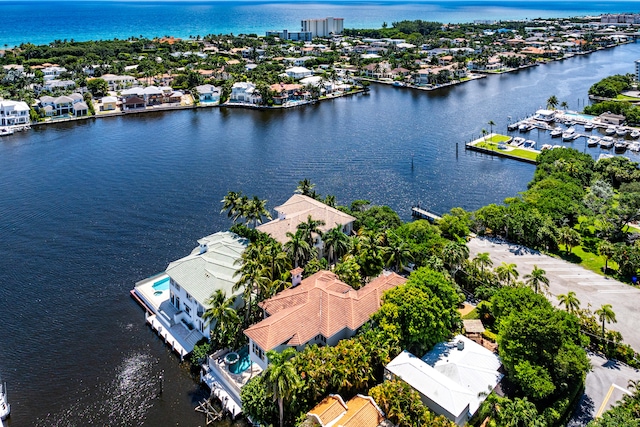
[0,99,30,126]
[194,84,221,104]
[285,66,314,79]
[229,82,261,104]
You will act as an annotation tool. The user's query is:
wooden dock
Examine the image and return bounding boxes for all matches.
[411,207,442,222]
[195,398,223,425]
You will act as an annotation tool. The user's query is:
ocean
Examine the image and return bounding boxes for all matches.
[0,0,639,47]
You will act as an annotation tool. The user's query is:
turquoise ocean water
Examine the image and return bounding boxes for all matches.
[1,0,639,47]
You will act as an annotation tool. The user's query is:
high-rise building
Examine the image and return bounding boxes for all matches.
[300,17,344,38]
[636,59,640,82]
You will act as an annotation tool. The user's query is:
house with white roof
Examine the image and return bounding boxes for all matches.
[42,65,67,81]
[132,231,249,357]
[194,84,221,104]
[0,100,30,126]
[385,335,503,426]
[98,74,138,90]
[229,82,261,104]
[285,66,314,79]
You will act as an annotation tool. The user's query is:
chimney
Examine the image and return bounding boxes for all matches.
[291,267,304,287]
[457,340,465,351]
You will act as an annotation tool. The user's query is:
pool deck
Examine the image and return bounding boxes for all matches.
[131,273,205,359]
[201,349,263,418]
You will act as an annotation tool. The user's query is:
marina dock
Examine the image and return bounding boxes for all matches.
[411,207,442,222]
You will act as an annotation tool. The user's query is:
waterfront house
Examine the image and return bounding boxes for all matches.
[122,96,146,110]
[72,101,89,116]
[244,269,406,370]
[100,96,118,111]
[98,74,138,91]
[229,82,261,104]
[142,86,164,105]
[269,83,305,105]
[385,336,503,426]
[285,66,314,79]
[0,100,30,126]
[53,95,74,115]
[256,194,355,255]
[306,394,386,427]
[42,79,76,92]
[194,84,221,104]
[132,231,249,357]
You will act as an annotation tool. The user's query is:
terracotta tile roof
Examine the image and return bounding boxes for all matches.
[308,395,347,425]
[244,270,406,351]
[307,394,385,427]
[256,194,355,244]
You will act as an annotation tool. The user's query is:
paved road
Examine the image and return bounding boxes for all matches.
[569,353,640,426]
[468,237,640,352]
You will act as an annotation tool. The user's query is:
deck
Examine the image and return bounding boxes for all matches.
[411,207,442,222]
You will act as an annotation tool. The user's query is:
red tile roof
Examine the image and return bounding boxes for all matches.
[244,270,406,351]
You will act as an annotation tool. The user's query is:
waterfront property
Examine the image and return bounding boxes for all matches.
[244,269,406,370]
[385,335,503,426]
[256,194,356,257]
[132,231,249,358]
[0,99,29,127]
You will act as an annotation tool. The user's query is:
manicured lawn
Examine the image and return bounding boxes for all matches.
[475,140,539,161]
[617,94,640,101]
[555,244,618,276]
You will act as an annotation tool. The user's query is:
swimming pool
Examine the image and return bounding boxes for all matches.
[228,346,251,374]
[564,112,596,121]
[152,276,170,292]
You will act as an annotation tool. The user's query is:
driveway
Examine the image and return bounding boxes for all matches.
[467,237,640,352]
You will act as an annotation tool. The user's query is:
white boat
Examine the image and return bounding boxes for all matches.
[541,144,553,150]
[631,130,640,139]
[584,122,594,131]
[518,123,532,132]
[0,127,14,137]
[587,136,600,147]
[0,380,9,421]
[629,142,640,152]
[598,153,614,161]
[600,136,615,149]
[511,137,525,146]
[550,128,563,138]
[605,126,616,135]
[616,127,628,137]
[562,127,576,141]
[392,81,405,87]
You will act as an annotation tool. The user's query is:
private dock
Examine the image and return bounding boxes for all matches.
[411,206,442,222]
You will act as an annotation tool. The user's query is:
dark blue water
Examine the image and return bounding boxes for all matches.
[0,35,638,426]
[1,0,638,47]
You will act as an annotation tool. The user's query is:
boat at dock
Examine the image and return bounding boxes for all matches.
[507,123,519,131]
[587,136,600,147]
[600,136,615,149]
[541,144,553,150]
[614,140,628,153]
[0,127,14,137]
[631,130,640,139]
[0,379,10,422]
[616,127,628,137]
[605,126,616,136]
[523,140,536,148]
[562,127,576,141]
[518,123,532,132]
[511,137,525,146]
[630,142,640,152]
[550,128,562,138]
[583,122,594,131]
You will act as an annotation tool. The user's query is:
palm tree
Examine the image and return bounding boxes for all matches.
[546,95,559,110]
[598,240,615,274]
[322,224,350,265]
[488,120,496,136]
[297,215,326,247]
[524,265,550,294]
[441,241,469,274]
[233,244,268,324]
[558,226,581,255]
[245,195,272,228]
[284,229,313,268]
[295,178,316,198]
[472,252,493,273]
[560,101,569,110]
[383,235,413,273]
[482,128,488,142]
[264,348,301,427]
[557,291,580,313]
[202,289,239,347]
[496,262,519,286]
[220,190,243,222]
[595,304,617,338]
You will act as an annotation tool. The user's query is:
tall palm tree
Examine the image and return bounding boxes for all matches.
[264,348,302,427]
[488,120,496,136]
[220,190,243,222]
[558,226,581,255]
[560,101,569,110]
[202,289,239,346]
[383,235,413,273]
[595,304,617,338]
[442,241,469,274]
[546,95,559,110]
[557,291,580,313]
[482,128,488,142]
[245,195,272,228]
[233,244,268,324]
[524,265,550,294]
[473,252,493,273]
[495,262,519,286]
[295,178,316,198]
[284,229,313,268]
[322,224,350,265]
